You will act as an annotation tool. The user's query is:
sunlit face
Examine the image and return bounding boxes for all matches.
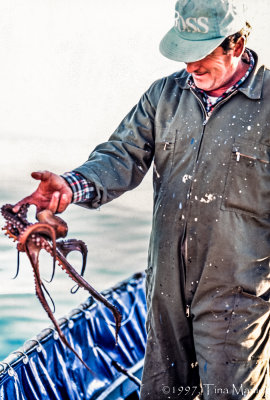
[185,46,240,93]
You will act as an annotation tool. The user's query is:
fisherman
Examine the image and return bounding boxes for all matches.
[13,0,270,398]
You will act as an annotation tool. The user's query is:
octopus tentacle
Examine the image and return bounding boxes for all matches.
[17,223,57,255]
[41,281,56,314]
[56,239,88,293]
[55,247,122,342]
[12,250,20,279]
[18,222,58,282]
[37,209,68,239]
[24,242,92,373]
[1,202,122,372]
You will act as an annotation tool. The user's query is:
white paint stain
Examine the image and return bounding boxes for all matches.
[153,163,160,178]
[182,174,192,183]
[200,193,216,203]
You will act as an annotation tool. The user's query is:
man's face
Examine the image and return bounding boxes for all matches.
[185,46,238,93]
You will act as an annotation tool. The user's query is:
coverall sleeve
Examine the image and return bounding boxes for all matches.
[73,79,164,209]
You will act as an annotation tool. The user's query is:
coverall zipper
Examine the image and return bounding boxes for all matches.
[183,89,238,316]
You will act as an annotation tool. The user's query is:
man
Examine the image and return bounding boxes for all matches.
[14,0,270,399]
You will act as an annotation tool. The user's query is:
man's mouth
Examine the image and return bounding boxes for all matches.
[193,72,207,77]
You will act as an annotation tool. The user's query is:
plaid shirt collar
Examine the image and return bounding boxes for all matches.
[188,48,255,114]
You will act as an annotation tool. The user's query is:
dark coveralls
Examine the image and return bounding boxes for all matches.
[75,50,270,399]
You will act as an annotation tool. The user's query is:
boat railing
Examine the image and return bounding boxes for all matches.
[0,272,147,400]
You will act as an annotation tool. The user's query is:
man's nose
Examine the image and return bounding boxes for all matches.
[185,61,201,73]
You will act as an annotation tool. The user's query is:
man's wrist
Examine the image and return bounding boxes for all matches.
[61,172,96,203]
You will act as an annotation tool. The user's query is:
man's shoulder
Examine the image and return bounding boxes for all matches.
[146,68,188,98]
[255,58,270,86]
[152,68,188,86]
[263,64,270,74]
[250,49,270,75]
[143,68,189,108]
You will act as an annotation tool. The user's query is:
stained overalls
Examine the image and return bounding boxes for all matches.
[75,50,270,399]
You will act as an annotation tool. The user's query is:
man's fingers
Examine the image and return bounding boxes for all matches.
[50,193,71,214]
[13,202,22,213]
[57,193,71,213]
[12,195,36,213]
[13,202,24,213]
[48,191,60,214]
[31,170,51,181]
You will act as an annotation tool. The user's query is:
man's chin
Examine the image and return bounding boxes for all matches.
[194,81,213,92]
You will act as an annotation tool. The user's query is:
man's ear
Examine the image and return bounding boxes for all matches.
[234,37,245,58]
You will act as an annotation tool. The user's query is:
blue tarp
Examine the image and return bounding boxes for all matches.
[0,273,146,399]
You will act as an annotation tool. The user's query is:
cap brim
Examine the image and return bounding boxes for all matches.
[159,27,226,63]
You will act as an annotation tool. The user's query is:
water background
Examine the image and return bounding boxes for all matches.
[0,0,270,360]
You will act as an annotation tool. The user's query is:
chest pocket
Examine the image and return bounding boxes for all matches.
[221,139,270,218]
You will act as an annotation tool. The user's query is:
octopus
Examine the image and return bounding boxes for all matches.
[1,203,122,373]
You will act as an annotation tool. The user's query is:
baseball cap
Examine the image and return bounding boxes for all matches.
[159,0,247,63]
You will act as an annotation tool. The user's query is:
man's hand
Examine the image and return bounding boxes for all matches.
[13,171,73,214]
